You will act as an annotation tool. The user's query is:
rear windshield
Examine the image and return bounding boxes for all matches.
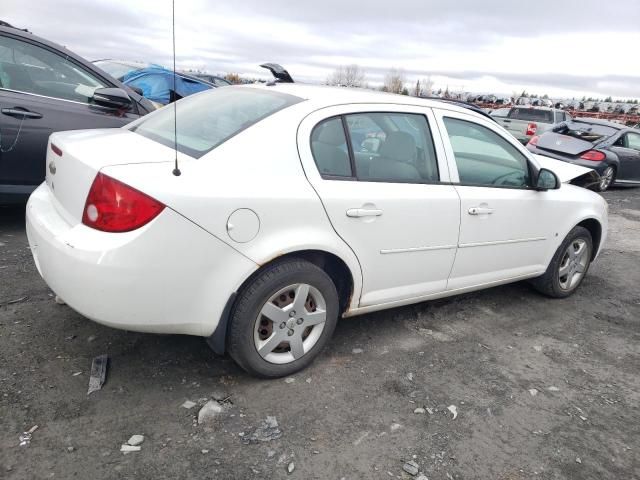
[551,120,618,144]
[508,108,554,122]
[129,87,302,158]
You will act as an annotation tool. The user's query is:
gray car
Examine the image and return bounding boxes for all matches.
[0,23,155,203]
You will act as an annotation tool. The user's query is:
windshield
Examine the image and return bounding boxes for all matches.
[551,120,618,144]
[129,87,302,158]
[508,108,554,122]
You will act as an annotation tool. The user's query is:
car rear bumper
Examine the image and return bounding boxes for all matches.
[26,183,257,336]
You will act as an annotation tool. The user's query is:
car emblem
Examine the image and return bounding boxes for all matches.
[555,140,562,146]
[48,161,56,175]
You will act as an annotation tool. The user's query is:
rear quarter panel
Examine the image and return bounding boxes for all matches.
[101,104,364,312]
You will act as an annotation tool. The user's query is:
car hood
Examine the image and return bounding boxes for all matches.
[532,154,594,183]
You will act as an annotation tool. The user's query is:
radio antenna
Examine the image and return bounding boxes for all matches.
[171,0,181,176]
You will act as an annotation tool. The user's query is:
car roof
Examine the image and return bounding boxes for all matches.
[242,82,488,120]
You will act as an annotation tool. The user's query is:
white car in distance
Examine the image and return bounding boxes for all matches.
[26,84,608,377]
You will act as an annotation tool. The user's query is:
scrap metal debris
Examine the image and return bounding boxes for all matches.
[181,400,197,409]
[1,296,28,307]
[287,462,295,474]
[87,354,109,395]
[402,460,420,476]
[120,444,141,453]
[242,416,283,444]
[447,405,458,420]
[18,425,38,447]
[198,400,224,425]
[127,435,144,446]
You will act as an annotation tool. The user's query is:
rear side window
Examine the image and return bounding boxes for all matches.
[345,113,438,183]
[129,87,302,158]
[443,117,530,188]
[508,108,554,123]
[310,118,352,177]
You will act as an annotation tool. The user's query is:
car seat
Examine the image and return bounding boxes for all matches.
[311,120,351,176]
[369,131,421,181]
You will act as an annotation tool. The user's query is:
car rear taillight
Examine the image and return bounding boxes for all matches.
[527,135,540,147]
[82,173,165,232]
[579,150,606,162]
[526,123,538,136]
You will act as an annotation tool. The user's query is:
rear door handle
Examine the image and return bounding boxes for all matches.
[1,108,43,119]
[346,208,383,218]
[468,207,494,215]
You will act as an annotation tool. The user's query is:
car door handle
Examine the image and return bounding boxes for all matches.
[346,208,383,218]
[468,207,494,215]
[1,108,43,119]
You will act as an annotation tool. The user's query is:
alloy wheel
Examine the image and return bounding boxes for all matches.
[558,239,589,291]
[600,166,614,191]
[253,283,327,364]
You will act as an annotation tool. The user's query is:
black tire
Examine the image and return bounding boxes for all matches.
[597,165,616,192]
[530,226,593,298]
[227,258,339,378]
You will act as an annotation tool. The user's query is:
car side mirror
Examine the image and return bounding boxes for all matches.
[92,87,132,109]
[536,168,560,190]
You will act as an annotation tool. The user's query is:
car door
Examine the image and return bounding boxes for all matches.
[611,132,640,182]
[0,31,140,189]
[297,105,460,308]
[433,108,557,290]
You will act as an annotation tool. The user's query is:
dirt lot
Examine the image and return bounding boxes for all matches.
[1,188,639,480]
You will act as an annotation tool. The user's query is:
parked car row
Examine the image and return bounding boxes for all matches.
[0,22,231,202]
[527,118,640,191]
[491,106,571,144]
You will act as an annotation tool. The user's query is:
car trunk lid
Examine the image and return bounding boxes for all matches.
[535,133,595,156]
[45,128,179,224]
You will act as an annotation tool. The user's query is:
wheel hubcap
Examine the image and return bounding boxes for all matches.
[558,239,589,291]
[253,283,327,364]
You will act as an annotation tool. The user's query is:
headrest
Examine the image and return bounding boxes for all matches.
[378,131,416,162]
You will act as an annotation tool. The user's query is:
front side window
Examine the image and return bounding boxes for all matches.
[443,117,530,188]
[0,34,107,103]
[345,112,439,183]
[130,87,302,158]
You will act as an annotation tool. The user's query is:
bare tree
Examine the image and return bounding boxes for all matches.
[421,76,434,97]
[327,64,366,88]
[383,68,405,94]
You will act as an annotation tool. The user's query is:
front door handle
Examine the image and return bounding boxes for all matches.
[468,206,494,215]
[346,208,383,218]
[1,108,43,119]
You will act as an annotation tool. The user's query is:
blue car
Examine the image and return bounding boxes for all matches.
[93,60,217,105]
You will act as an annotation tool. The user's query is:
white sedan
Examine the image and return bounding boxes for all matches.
[26,84,607,377]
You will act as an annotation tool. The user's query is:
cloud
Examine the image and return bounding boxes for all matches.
[3,0,640,98]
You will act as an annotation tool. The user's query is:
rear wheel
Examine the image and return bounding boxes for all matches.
[530,226,593,298]
[598,165,616,192]
[227,258,339,378]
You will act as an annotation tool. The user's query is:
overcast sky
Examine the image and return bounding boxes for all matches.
[5,0,640,99]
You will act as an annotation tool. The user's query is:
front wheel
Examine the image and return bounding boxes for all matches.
[227,258,339,378]
[530,226,593,298]
[598,165,616,192]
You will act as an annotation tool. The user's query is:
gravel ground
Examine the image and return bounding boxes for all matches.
[1,188,639,480]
